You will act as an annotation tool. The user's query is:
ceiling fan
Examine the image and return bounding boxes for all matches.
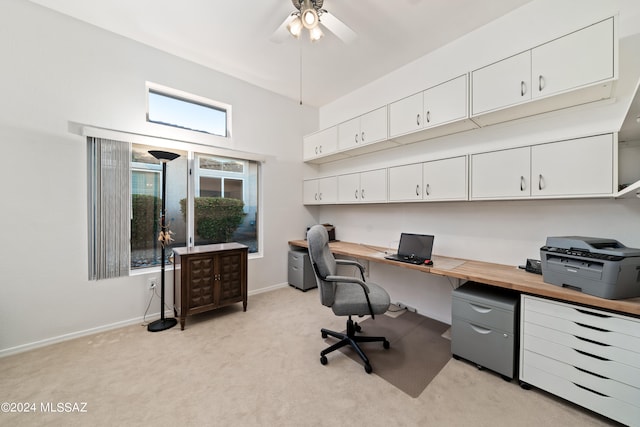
[271,0,357,43]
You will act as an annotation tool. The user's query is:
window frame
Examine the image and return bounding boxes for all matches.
[145,82,232,138]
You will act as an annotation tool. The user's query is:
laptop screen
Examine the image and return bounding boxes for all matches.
[397,233,434,259]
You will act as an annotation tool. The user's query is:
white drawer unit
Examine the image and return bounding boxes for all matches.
[520,295,640,426]
[451,282,519,380]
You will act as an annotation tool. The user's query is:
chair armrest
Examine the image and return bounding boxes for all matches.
[325,275,370,293]
[335,259,366,280]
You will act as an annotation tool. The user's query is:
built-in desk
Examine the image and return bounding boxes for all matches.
[288,239,640,317]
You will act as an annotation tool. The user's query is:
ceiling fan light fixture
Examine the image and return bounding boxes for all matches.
[287,15,303,38]
[309,25,324,42]
[301,0,319,29]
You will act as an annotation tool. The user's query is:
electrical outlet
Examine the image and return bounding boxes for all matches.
[396,302,417,313]
[147,277,157,290]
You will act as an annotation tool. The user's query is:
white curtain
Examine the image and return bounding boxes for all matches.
[88,137,131,280]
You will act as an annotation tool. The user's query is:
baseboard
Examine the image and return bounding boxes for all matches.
[1,284,292,358]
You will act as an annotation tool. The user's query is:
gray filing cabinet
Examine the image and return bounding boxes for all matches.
[288,250,317,291]
[451,281,519,380]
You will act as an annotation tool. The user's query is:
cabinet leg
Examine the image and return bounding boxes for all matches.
[243,300,247,312]
[180,318,185,331]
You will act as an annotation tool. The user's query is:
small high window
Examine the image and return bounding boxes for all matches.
[146,83,230,137]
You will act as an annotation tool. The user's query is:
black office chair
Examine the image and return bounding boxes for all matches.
[306,224,391,373]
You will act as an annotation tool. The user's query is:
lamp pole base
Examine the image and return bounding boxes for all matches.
[147,317,178,332]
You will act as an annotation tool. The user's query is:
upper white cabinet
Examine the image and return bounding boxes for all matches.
[423,156,468,201]
[530,134,614,197]
[389,156,467,202]
[338,107,388,150]
[472,51,531,115]
[337,169,387,204]
[303,176,338,205]
[303,127,341,162]
[471,134,615,200]
[471,17,616,125]
[389,75,476,143]
[531,18,614,99]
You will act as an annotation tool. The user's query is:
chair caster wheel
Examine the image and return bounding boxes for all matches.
[383,340,390,349]
[320,355,328,365]
[364,363,372,374]
[321,331,328,339]
[355,323,362,332]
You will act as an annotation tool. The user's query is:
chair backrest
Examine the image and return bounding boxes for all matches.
[306,224,337,307]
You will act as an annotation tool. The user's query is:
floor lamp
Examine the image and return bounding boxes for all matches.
[147,150,180,332]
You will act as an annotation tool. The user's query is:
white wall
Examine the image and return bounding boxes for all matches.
[311,0,640,323]
[0,0,317,355]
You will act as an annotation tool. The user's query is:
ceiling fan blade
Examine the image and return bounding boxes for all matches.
[270,14,296,44]
[320,11,357,43]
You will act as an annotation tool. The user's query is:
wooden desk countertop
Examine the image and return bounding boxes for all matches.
[288,239,640,317]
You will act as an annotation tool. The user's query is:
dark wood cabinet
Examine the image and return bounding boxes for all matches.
[173,243,248,330]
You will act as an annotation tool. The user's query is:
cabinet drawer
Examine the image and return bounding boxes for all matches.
[451,318,515,377]
[523,350,640,408]
[524,296,640,352]
[523,334,640,388]
[521,361,639,426]
[452,297,516,333]
[288,250,307,267]
[524,311,640,365]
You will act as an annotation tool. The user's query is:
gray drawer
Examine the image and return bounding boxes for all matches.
[288,250,316,291]
[452,297,516,333]
[451,317,515,378]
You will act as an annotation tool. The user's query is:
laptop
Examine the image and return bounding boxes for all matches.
[384,233,434,265]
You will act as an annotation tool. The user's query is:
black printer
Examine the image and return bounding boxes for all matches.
[540,236,640,300]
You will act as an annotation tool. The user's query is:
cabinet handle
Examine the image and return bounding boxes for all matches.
[315,146,318,154]
[538,75,545,92]
[520,176,526,191]
[416,114,421,126]
[425,183,430,196]
[315,192,318,201]
[319,145,322,153]
[521,81,526,96]
[319,192,322,201]
[538,174,544,190]
[426,110,431,123]
[354,189,358,199]
[361,131,365,142]
[416,184,420,196]
[361,189,365,199]
[354,133,358,143]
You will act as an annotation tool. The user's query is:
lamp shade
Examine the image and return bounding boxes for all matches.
[149,150,180,163]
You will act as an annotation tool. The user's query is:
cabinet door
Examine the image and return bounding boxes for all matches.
[532,18,614,99]
[185,254,216,310]
[303,126,338,161]
[423,156,468,201]
[337,117,361,150]
[389,163,423,201]
[389,92,423,137]
[359,169,387,203]
[337,173,361,203]
[303,179,319,205]
[423,75,468,128]
[217,250,245,306]
[359,106,388,145]
[471,51,531,115]
[531,134,613,197]
[318,176,337,204]
[471,147,530,199]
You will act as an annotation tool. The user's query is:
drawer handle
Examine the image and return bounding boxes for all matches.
[575,308,611,319]
[573,383,609,398]
[574,335,609,347]
[574,322,610,333]
[574,366,609,380]
[469,303,492,314]
[574,348,609,361]
[470,323,492,335]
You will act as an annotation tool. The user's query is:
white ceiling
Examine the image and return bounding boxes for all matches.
[29,0,535,108]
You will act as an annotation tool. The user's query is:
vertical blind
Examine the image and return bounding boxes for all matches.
[88,137,131,280]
